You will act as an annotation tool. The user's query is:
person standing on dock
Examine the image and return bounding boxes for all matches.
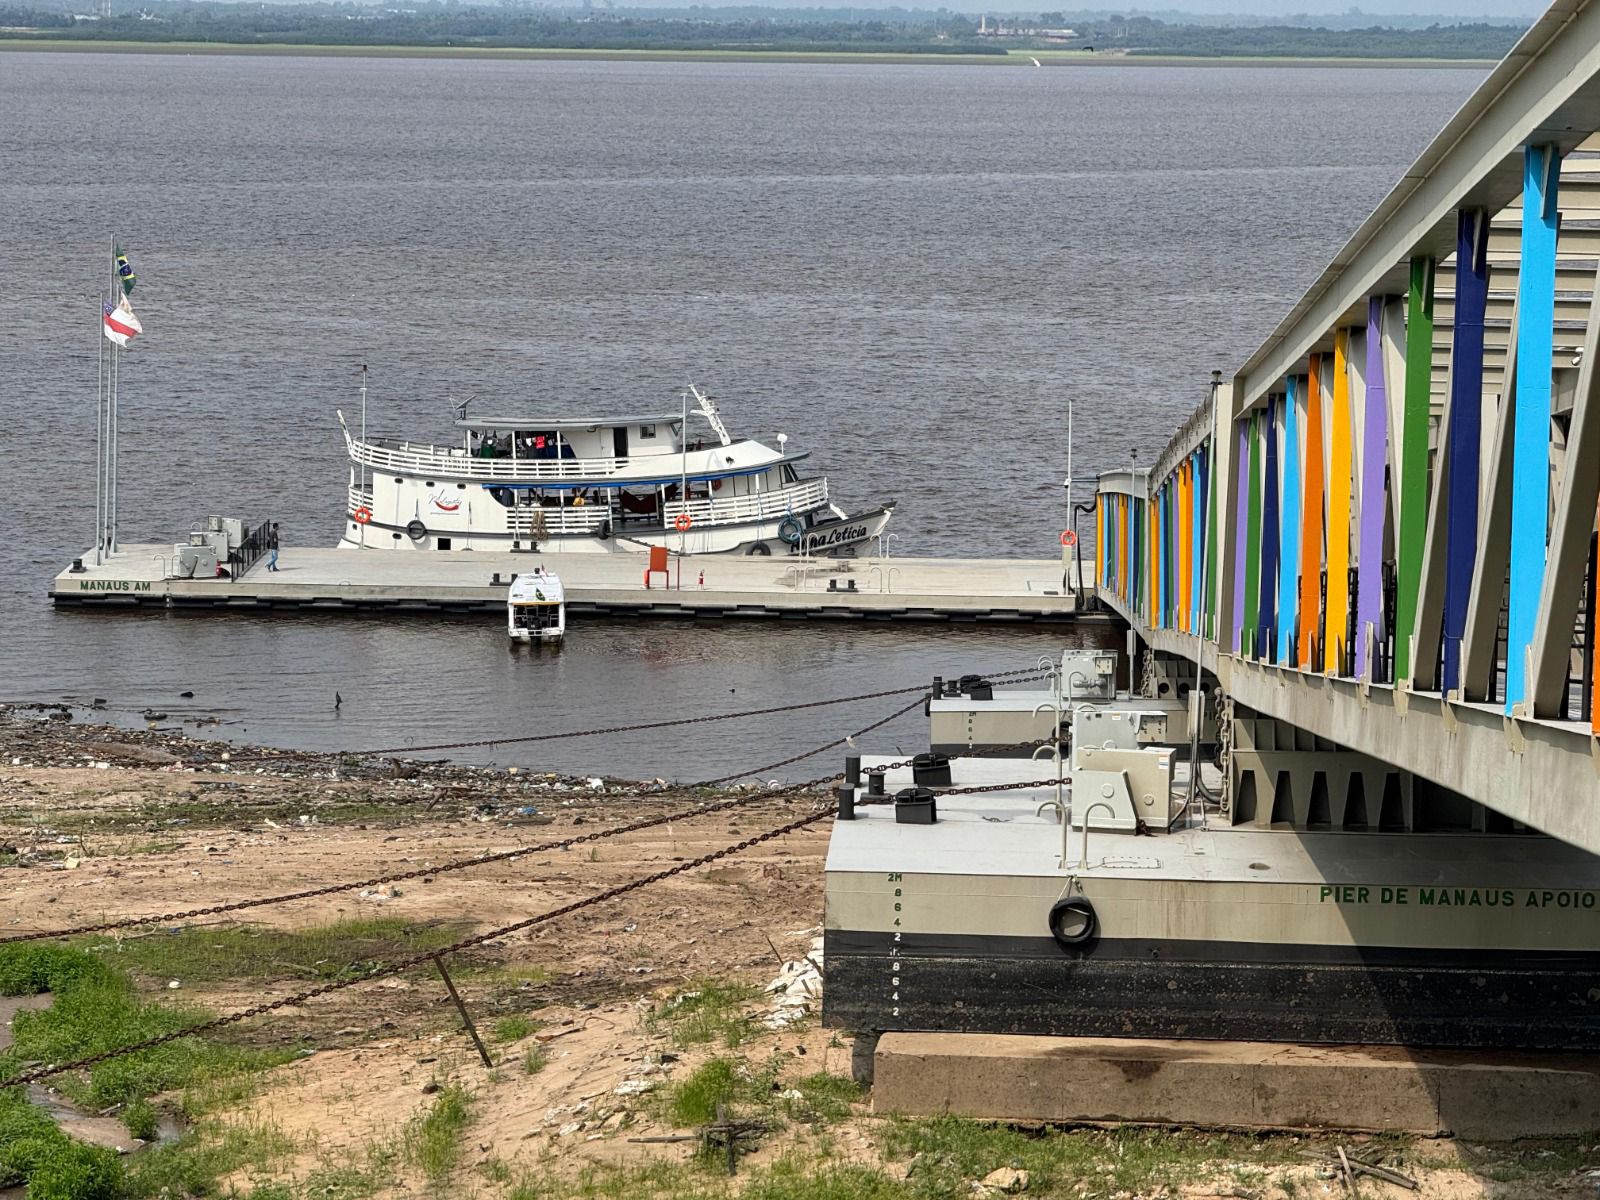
[267,523,280,572]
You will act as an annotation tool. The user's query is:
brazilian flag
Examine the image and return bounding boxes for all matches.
[114,245,135,296]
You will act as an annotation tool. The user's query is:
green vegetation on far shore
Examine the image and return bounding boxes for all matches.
[0,1,1524,63]
[0,37,1496,68]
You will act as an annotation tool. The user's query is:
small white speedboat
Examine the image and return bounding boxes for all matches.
[507,569,565,643]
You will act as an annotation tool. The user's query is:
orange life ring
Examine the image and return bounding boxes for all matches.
[353,506,373,525]
[674,513,693,532]
[1060,529,1076,547]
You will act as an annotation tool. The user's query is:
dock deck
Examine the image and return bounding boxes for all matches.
[50,545,1099,624]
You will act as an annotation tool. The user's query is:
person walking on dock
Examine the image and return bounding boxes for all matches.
[267,523,281,572]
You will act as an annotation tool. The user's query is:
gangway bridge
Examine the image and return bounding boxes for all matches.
[1095,0,1600,857]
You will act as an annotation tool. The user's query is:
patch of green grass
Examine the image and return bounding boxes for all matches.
[0,1087,120,1200]
[478,1155,514,1184]
[515,1159,726,1199]
[647,979,758,1049]
[493,1013,541,1043]
[522,1045,550,1075]
[742,1156,908,1200]
[404,1083,473,1187]
[776,1070,861,1124]
[661,1055,781,1129]
[122,1096,159,1140]
[122,1119,296,1199]
[93,917,465,984]
[297,1136,400,1200]
[878,1118,1302,1197]
[1,945,294,1112]
[0,941,117,995]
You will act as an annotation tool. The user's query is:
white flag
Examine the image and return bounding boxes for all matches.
[102,296,142,347]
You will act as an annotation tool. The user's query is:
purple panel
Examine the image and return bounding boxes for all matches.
[1232,421,1250,652]
[1356,296,1388,678]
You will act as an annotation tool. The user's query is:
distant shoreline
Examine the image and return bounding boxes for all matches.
[0,38,1495,68]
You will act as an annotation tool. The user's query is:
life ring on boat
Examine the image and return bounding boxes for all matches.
[674,514,693,532]
[777,515,804,546]
[1047,895,1097,949]
[745,542,772,556]
[1060,529,1076,548]
[406,519,428,542]
[352,506,372,526]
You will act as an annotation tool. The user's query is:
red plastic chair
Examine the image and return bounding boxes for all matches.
[644,544,670,589]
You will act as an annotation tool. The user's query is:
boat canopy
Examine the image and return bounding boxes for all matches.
[453,414,682,432]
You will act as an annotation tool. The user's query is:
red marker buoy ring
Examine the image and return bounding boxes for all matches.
[1060,529,1077,547]
[353,506,372,525]
[674,513,693,532]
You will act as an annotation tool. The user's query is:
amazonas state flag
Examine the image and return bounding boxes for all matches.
[102,296,142,347]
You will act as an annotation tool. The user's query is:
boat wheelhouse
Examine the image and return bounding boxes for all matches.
[337,387,893,556]
[507,568,565,643]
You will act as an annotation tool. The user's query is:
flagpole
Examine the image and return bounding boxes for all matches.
[108,235,119,557]
[95,247,106,565]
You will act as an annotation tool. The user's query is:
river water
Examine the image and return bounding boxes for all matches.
[0,52,1480,776]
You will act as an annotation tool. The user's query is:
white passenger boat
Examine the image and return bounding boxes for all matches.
[507,568,565,643]
[337,386,894,557]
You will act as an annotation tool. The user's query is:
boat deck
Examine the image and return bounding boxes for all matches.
[49,545,1099,624]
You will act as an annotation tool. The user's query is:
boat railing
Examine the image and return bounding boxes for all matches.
[664,478,829,526]
[349,437,755,483]
[347,485,374,515]
[507,507,611,537]
[351,437,621,480]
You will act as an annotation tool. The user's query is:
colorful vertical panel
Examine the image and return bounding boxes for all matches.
[1356,298,1390,677]
[1208,435,1221,642]
[1191,452,1205,634]
[1232,421,1250,652]
[1443,208,1490,696]
[1298,356,1327,666]
[1258,400,1280,658]
[1395,255,1436,682]
[1507,144,1559,712]
[1277,381,1302,665]
[1244,413,1263,658]
[1325,330,1354,673]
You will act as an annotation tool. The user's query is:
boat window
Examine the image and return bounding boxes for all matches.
[639,424,656,439]
[437,537,453,551]
[782,465,798,484]
[489,488,516,508]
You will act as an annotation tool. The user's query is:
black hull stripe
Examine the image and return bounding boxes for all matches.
[825,929,1600,970]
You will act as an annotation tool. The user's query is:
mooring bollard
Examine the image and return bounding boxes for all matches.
[835,785,856,820]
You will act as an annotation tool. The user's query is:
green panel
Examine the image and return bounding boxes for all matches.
[1243,413,1262,658]
[1395,256,1435,680]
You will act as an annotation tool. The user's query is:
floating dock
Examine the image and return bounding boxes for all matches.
[49,545,1100,624]
[824,756,1600,1051]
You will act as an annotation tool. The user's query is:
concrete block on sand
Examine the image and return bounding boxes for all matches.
[873,1033,1600,1138]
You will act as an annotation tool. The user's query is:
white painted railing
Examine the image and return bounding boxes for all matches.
[347,436,753,483]
[508,507,611,536]
[665,479,829,526]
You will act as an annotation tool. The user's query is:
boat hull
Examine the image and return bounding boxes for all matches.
[340,504,894,557]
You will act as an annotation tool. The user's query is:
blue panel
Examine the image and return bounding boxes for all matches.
[1442,209,1489,695]
[1506,145,1559,712]
[1258,397,1280,658]
[1276,381,1302,664]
